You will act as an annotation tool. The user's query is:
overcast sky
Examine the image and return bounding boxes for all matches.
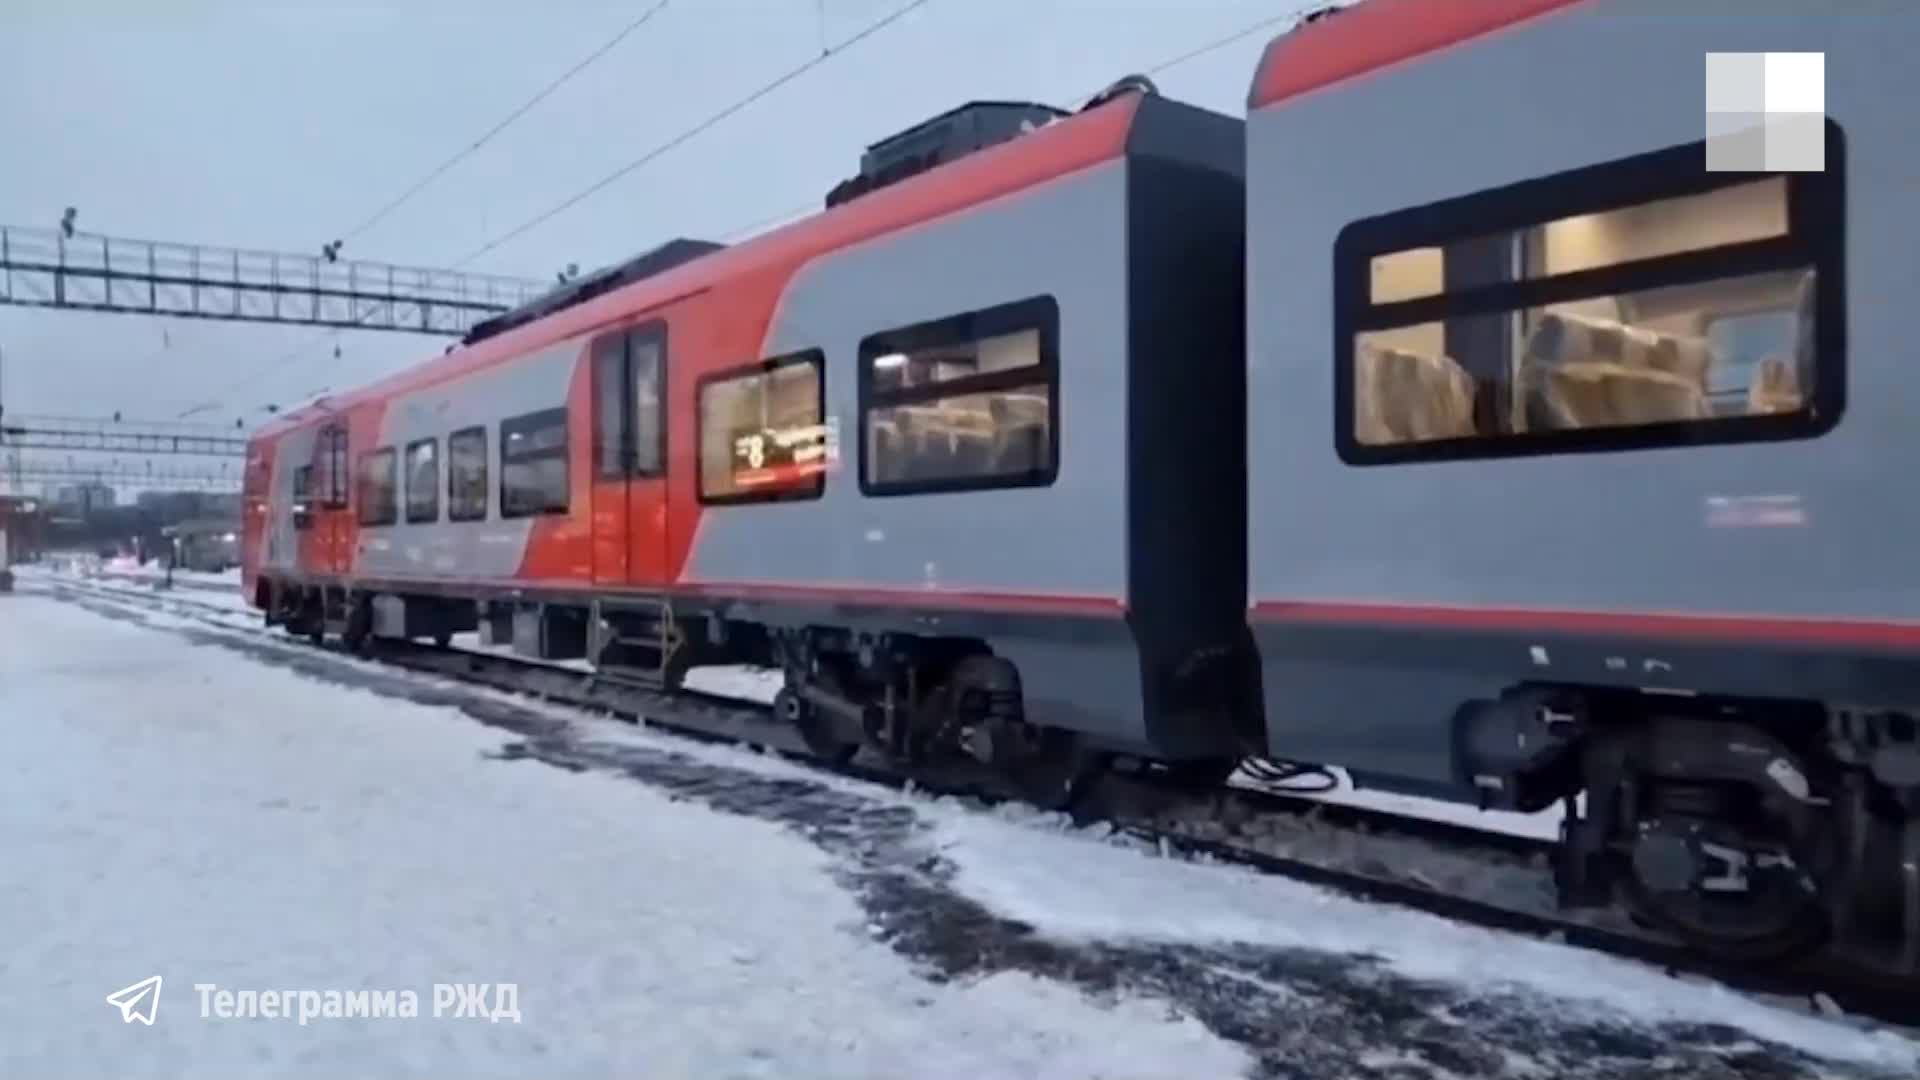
[0,0,1300,437]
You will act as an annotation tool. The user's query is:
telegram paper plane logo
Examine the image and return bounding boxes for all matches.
[106,975,163,1025]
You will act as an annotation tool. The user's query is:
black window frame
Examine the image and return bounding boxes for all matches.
[356,446,398,527]
[593,320,669,481]
[404,436,440,524]
[1332,120,1845,466]
[856,295,1061,497]
[291,465,314,531]
[447,425,489,522]
[499,407,571,518]
[694,349,828,506]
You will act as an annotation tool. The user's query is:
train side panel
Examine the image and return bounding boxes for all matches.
[689,157,1144,743]
[349,337,581,582]
[1245,0,1920,793]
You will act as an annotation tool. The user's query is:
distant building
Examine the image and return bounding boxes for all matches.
[136,490,238,522]
[54,482,116,514]
[0,494,46,567]
[162,517,242,572]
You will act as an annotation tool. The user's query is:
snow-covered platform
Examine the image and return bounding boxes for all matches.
[3,589,1915,1079]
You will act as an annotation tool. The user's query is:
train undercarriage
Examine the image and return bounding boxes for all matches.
[1457,684,1920,975]
[260,578,1920,978]
[768,627,1111,811]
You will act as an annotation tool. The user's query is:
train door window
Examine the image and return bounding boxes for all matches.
[292,465,313,531]
[631,331,664,475]
[1334,123,1842,463]
[857,296,1059,496]
[500,408,570,517]
[357,448,397,527]
[447,426,488,521]
[696,350,826,504]
[321,426,349,509]
[405,438,439,523]
[593,323,668,479]
[593,335,626,480]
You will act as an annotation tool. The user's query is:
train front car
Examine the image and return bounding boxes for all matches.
[1245,0,1920,971]
[243,84,1251,810]
[701,87,1250,806]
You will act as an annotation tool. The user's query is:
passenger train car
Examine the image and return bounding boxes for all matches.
[246,0,1920,970]
[244,86,1250,799]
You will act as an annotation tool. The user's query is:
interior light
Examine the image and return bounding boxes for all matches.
[873,353,908,370]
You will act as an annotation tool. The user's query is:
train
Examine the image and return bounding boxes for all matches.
[243,0,1920,973]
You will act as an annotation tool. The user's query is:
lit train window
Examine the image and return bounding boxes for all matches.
[405,438,439,524]
[1332,123,1842,464]
[857,295,1058,496]
[447,427,488,522]
[500,408,569,518]
[357,448,397,527]
[696,350,826,505]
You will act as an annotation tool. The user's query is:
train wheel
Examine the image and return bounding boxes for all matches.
[777,687,859,766]
[1002,728,1104,813]
[1620,787,1830,962]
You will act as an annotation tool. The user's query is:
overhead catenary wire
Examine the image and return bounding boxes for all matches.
[712,0,1338,248]
[173,1,676,419]
[451,0,936,268]
[338,0,675,246]
[194,0,932,420]
[204,0,1326,418]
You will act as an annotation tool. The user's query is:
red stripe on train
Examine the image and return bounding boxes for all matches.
[673,580,1126,617]
[1249,0,1586,110]
[1249,599,1920,650]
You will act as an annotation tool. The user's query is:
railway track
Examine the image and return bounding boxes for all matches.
[23,570,1920,1032]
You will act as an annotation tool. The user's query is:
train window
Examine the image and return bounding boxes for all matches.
[857,296,1058,496]
[1334,124,1842,464]
[405,438,439,523]
[357,448,397,527]
[447,426,488,521]
[593,322,667,479]
[500,408,569,517]
[291,465,313,531]
[696,350,826,504]
[320,426,350,509]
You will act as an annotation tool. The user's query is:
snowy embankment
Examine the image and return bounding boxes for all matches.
[6,583,1917,1077]
[0,594,1240,1079]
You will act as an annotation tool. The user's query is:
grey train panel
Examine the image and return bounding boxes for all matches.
[700,158,1148,746]
[686,160,1132,600]
[1245,4,1920,789]
[355,337,579,581]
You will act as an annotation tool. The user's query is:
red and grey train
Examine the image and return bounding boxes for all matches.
[243,0,1920,970]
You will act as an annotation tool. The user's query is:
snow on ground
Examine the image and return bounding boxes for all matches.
[682,663,785,703]
[10,582,1919,1079]
[0,594,1243,1079]
[83,554,242,589]
[929,810,1918,1069]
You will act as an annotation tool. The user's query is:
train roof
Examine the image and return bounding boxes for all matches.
[254,92,1148,442]
[1248,0,1585,110]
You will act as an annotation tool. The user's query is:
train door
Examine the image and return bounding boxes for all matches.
[591,320,670,587]
[319,423,351,575]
